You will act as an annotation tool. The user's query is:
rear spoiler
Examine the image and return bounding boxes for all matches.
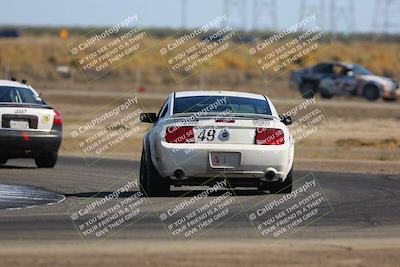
[171,113,278,120]
[0,103,53,109]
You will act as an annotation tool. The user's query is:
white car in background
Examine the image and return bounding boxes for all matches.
[140,91,294,196]
[0,79,62,168]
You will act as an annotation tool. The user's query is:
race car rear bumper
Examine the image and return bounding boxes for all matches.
[153,141,294,183]
[0,129,62,158]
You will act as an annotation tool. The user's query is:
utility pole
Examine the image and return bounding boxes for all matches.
[372,0,400,33]
[330,0,356,34]
[181,0,187,29]
[224,0,247,30]
[252,0,278,31]
[298,0,326,30]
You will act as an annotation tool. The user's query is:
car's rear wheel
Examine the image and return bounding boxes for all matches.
[300,82,316,99]
[35,152,58,168]
[269,167,293,194]
[320,88,333,99]
[140,148,170,197]
[363,84,380,101]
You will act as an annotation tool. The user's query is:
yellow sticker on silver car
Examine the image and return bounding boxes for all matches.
[42,114,51,123]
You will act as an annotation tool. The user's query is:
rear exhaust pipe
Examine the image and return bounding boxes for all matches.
[264,171,276,181]
[174,169,185,179]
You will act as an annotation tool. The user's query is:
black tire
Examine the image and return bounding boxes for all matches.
[320,88,333,99]
[257,184,269,191]
[139,146,170,197]
[35,152,58,168]
[0,158,7,165]
[299,82,316,99]
[269,167,293,194]
[363,84,380,101]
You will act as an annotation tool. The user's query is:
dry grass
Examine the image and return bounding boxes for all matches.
[1,36,400,90]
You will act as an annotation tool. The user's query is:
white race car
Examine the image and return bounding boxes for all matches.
[140,91,294,196]
[0,79,62,168]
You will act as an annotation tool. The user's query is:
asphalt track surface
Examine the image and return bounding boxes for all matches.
[0,156,399,242]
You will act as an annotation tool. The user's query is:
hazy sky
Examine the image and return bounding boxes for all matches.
[1,0,399,33]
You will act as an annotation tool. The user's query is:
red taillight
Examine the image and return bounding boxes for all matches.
[53,110,62,125]
[22,131,29,142]
[165,126,195,143]
[255,128,285,145]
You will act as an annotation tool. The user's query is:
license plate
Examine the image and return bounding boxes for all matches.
[10,120,29,129]
[210,152,241,168]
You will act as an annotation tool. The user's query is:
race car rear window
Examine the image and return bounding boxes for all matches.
[173,96,272,115]
[0,86,44,104]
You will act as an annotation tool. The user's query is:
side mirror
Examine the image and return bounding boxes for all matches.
[347,71,354,77]
[140,113,157,123]
[280,115,292,125]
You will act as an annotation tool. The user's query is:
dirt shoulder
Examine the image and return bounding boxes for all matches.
[1,239,400,267]
[295,158,400,175]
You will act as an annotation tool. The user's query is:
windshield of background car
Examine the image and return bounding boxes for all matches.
[0,86,44,104]
[173,96,272,115]
[312,63,333,73]
[352,65,372,75]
